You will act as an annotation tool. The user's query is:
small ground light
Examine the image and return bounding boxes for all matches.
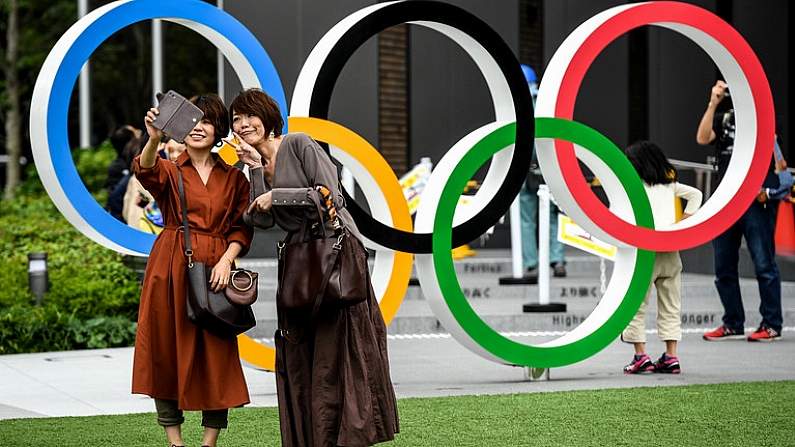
[28,252,49,305]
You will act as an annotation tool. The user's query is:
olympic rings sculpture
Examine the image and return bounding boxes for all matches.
[31,0,774,371]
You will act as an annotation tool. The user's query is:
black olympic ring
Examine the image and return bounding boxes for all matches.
[306,0,534,253]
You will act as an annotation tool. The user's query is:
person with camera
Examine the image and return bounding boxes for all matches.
[132,93,254,447]
[696,80,784,342]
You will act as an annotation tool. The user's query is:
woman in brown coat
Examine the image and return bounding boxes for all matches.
[226,88,399,447]
[132,93,253,447]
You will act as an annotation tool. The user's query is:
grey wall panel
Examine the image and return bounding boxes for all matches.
[543,0,630,155]
[733,0,789,149]
[408,0,520,173]
[224,0,377,144]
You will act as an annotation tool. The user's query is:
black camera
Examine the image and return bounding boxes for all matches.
[721,109,735,129]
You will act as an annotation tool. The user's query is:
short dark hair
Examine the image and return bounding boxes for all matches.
[122,137,142,169]
[109,125,136,155]
[228,88,284,137]
[191,93,229,146]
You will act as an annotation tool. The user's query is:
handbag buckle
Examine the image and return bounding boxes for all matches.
[334,232,345,250]
[185,249,194,268]
[230,269,254,292]
[277,241,285,260]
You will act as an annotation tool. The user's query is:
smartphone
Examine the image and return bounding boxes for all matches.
[153,90,204,144]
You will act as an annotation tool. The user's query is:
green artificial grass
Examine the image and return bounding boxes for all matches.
[1,381,792,447]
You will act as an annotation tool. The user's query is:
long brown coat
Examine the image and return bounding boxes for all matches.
[245,133,399,447]
[131,152,253,410]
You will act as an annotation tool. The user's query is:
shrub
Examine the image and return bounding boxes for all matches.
[0,143,142,354]
[17,141,115,202]
[0,305,137,354]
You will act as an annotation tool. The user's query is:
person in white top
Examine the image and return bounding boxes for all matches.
[620,141,703,375]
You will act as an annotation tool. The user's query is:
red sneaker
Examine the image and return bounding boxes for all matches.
[747,326,781,342]
[703,326,745,341]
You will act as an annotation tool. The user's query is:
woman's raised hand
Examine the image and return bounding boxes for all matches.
[224,132,262,168]
[143,107,165,141]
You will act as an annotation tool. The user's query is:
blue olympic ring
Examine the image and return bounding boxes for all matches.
[36,0,286,256]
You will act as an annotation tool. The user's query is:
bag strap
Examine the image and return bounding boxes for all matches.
[279,186,345,344]
[313,185,342,233]
[176,166,194,268]
[283,231,345,345]
[306,233,344,333]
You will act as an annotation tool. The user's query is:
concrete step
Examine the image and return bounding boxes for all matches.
[243,297,795,340]
[237,250,795,338]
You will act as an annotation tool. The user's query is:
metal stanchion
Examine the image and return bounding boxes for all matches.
[523,185,566,312]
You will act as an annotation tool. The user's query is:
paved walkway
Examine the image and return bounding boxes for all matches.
[2,327,794,420]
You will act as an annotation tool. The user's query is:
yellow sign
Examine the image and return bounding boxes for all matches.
[558,214,616,260]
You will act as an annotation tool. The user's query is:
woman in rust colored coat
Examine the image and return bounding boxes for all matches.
[226,88,399,447]
[132,93,253,447]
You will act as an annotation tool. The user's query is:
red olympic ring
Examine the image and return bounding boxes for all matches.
[538,1,774,251]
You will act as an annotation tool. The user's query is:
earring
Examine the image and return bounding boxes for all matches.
[268,131,275,141]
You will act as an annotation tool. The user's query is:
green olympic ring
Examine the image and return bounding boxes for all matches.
[425,117,656,367]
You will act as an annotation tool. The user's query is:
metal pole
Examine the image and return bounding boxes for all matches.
[78,0,90,148]
[217,0,225,101]
[499,194,536,285]
[509,198,523,278]
[152,19,163,105]
[537,184,551,305]
[522,184,565,311]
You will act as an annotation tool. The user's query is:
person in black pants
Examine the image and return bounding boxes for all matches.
[696,80,784,342]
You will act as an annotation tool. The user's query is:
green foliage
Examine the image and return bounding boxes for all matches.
[16,142,116,200]
[0,305,137,354]
[0,381,793,446]
[0,143,141,355]
[70,315,138,349]
[72,141,118,193]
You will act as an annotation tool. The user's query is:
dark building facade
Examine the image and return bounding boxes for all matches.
[226,0,790,248]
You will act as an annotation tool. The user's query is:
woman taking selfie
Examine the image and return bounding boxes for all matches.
[132,93,253,447]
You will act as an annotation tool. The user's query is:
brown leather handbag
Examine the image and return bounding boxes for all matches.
[277,226,369,310]
[225,269,259,306]
[276,188,369,344]
[276,186,369,307]
[178,167,257,339]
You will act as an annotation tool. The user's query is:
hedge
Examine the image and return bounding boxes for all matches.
[0,142,142,354]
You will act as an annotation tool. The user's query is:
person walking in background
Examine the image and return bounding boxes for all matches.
[619,141,702,374]
[132,93,254,447]
[104,124,140,196]
[107,135,142,222]
[228,88,399,447]
[697,80,784,342]
[519,65,566,279]
[124,135,186,233]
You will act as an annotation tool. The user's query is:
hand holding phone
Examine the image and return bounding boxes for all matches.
[151,90,204,144]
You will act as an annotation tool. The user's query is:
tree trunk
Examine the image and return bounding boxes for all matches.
[4,0,22,200]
